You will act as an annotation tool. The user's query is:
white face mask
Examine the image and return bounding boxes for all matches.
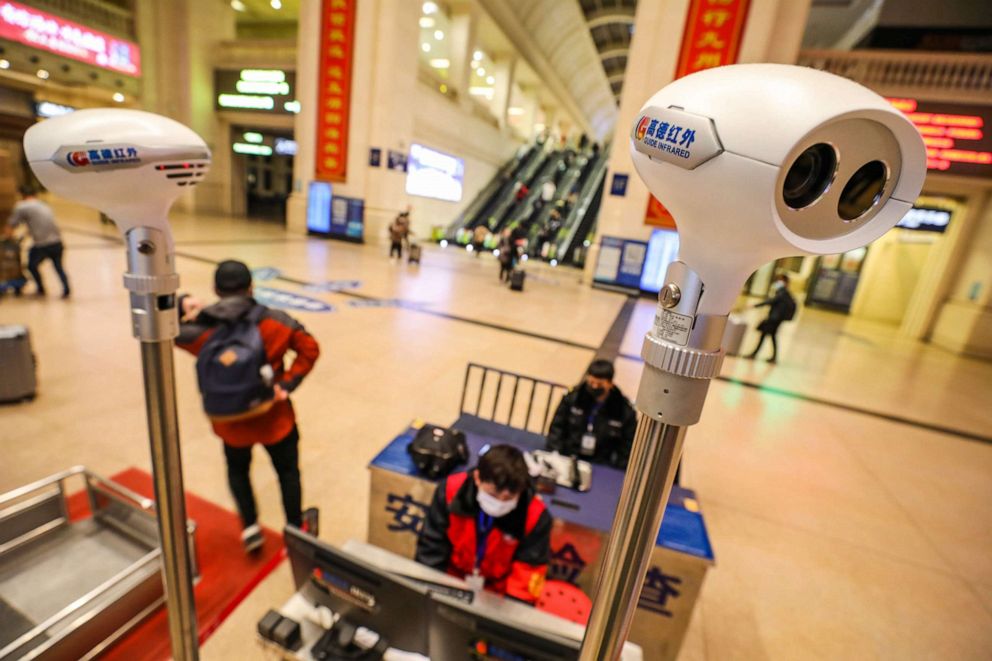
[772,281,785,291]
[477,489,519,518]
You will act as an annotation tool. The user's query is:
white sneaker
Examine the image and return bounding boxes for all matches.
[241,524,263,554]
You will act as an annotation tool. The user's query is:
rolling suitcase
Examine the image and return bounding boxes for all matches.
[0,325,36,402]
[407,243,421,264]
[509,268,525,292]
[722,316,747,356]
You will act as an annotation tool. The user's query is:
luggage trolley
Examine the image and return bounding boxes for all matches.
[0,467,198,660]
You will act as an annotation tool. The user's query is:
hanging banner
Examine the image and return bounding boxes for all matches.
[644,0,751,228]
[314,0,357,182]
[645,195,677,230]
[674,0,751,79]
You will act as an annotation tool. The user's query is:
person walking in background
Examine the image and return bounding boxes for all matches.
[745,274,797,364]
[177,260,320,553]
[5,186,70,298]
[497,229,514,282]
[472,224,489,256]
[388,207,412,260]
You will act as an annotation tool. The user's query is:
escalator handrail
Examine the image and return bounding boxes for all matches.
[556,150,610,260]
[444,146,534,236]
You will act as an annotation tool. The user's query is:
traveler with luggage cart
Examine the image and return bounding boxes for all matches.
[4,187,71,299]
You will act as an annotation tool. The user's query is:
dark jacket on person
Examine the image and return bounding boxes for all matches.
[415,471,551,604]
[176,295,320,448]
[755,286,796,331]
[546,384,637,469]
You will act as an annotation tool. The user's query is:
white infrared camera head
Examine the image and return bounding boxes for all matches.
[24,109,211,247]
[630,63,926,314]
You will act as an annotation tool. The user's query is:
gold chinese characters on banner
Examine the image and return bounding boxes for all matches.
[315,0,356,181]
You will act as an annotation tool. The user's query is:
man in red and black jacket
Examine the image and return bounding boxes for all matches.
[177,260,320,553]
[415,445,551,604]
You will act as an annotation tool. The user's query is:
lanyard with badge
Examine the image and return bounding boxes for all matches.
[581,401,603,456]
[467,511,494,592]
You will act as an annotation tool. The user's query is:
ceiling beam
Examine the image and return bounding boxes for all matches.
[586,7,636,30]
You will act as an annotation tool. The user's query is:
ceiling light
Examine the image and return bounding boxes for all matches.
[36,69,49,80]
[270,0,282,9]
[421,43,431,52]
[486,75,495,84]
[422,2,438,14]
[419,17,434,28]
[112,92,125,103]
[230,0,246,10]
[434,30,444,40]
[0,59,9,69]
[473,50,485,61]
[429,58,450,69]
[476,67,485,76]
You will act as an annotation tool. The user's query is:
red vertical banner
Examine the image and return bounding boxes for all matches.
[315,0,357,182]
[645,0,751,225]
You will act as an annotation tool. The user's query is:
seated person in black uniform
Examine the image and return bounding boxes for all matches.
[545,360,637,469]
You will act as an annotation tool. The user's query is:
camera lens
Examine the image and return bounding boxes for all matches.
[838,161,888,221]
[782,143,837,210]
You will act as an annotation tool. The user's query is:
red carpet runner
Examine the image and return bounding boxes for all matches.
[67,467,285,660]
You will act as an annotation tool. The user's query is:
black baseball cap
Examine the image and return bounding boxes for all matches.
[215,260,252,295]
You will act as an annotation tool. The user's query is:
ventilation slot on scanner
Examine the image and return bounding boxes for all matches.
[156,162,209,188]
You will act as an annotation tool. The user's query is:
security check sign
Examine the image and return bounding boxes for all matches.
[631,107,723,170]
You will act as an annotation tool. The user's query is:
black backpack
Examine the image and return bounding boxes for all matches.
[195,306,275,421]
[407,425,468,479]
[782,293,797,321]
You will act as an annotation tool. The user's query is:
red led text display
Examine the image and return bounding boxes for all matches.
[0,1,140,76]
[314,0,356,182]
[888,98,992,178]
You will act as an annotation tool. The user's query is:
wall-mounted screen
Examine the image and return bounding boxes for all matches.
[896,205,952,233]
[405,143,464,202]
[640,229,681,293]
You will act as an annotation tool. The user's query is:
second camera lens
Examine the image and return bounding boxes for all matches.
[838,161,889,221]
[783,143,837,210]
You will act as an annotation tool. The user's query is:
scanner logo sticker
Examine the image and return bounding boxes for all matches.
[635,116,650,140]
[55,144,142,172]
[631,106,723,171]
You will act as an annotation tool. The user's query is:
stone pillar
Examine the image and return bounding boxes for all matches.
[135,0,236,215]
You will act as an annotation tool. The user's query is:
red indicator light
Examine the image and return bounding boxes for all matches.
[923,137,954,148]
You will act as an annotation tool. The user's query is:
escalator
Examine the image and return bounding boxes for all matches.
[497,150,567,235]
[553,149,609,266]
[444,145,537,239]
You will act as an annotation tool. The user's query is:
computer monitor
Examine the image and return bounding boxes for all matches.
[283,526,430,654]
[428,594,581,661]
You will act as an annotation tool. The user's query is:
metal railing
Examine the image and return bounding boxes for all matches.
[459,363,569,436]
[798,49,992,98]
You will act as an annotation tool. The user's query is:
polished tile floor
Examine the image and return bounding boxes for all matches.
[1,199,990,660]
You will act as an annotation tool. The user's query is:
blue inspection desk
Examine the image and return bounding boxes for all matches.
[367,414,714,661]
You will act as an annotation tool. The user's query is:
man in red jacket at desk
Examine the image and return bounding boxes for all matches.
[415,445,551,604]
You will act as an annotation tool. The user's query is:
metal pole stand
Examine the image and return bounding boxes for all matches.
[124,227,199,660]
[580,262,727,660]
